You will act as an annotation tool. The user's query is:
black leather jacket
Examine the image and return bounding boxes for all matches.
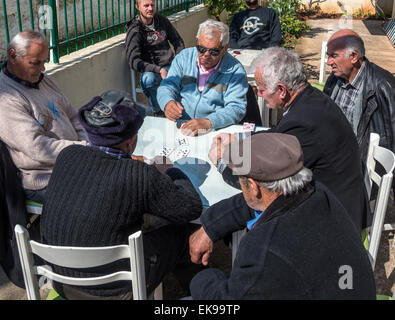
[324,58,395,162]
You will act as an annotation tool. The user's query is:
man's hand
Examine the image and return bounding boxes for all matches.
[131,155,146,162]
[208,133,237,165]
[180,119,212,136]
[164,100,183,121]
[189,226,213,266]
[160,68,168,79]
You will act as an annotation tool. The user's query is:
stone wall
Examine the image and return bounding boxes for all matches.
[44,4,208,109]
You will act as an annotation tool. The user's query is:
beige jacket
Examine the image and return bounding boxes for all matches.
[0,71,87,190]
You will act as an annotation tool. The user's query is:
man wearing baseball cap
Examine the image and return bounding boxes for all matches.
[189,133,376,299]
[40,91,203,299]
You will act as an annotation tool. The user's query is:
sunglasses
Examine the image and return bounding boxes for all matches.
[196,45,223,57]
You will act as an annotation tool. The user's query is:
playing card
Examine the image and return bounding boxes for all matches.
[176,136,189,147]
[171,145,191,162]
[243,122,256,132]
[158,146,174,157]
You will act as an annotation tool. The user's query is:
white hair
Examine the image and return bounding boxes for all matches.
[344,34,365,58]
[7,30,47,57]
[241,167,313,196]
[251,47,307,94]
[196,19,229,47]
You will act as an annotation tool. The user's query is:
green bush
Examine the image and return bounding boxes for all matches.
[269,0,311,48]
[203,0,246,24]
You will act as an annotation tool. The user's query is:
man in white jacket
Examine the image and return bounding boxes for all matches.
[0,30,87,203]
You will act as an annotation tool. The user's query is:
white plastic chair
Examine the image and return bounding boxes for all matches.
[15,224,160,300]
[363,133,395,270]
[319,41,328,84]
[130,69,144,102]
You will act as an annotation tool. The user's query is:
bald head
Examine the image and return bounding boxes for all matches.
[326,29,365,83]
[327,29,365,58]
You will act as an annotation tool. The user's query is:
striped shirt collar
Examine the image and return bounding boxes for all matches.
[88,143,130,159]
[1,61,44,89]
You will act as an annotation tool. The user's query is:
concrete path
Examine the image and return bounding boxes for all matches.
[295,18,395,82]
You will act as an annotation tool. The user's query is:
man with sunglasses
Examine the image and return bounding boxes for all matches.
[157,19,249,136]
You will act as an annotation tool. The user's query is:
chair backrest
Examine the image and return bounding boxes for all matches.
[364,133,395,270]
[130,69,144,102]
[14,224,147,300]
[319,41,328,84]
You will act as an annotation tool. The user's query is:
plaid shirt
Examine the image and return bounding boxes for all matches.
[334,62,366,125]
[88,143,130,159]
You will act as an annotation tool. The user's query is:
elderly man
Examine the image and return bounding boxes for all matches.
[125,0,185,115]
[189,133,376,299]
[157,19,249,135]
[40,91,203,299]
[0,31,87,203]
[229,0,282,50]
[324,29,395,163]
[210,47,369,231]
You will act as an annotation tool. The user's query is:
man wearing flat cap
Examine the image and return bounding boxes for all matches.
[40,91,203,299]
[189,133,376,300]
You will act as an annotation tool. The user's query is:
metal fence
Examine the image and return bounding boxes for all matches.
[1,0,204,63]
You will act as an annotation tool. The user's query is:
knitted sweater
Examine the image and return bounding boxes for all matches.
[0,70,87,190]
[40,144,202,296]
[157,47,248,129]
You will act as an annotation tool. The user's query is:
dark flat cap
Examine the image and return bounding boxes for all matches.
[78,90,144,147]
[224,133,303,181]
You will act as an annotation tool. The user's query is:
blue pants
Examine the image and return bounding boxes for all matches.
[24,187,46,204]
[141,65,169,112]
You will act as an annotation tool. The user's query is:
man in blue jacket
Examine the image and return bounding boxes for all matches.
[157,19,248,136]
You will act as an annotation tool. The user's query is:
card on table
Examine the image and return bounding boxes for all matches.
[176,136,189,147]
[158,146,174,157]
[171,145,191,162]
[243,122,256,132]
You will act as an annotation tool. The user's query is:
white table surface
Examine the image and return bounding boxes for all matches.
[228,48,264,78]
[134,116,268,208]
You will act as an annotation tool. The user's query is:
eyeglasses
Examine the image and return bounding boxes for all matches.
[196,45,223,57]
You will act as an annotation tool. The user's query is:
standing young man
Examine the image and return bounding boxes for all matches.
[229,0,282,50]
[125,0,185,115]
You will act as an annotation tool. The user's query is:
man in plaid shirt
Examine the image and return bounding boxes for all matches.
[324,29,395,165]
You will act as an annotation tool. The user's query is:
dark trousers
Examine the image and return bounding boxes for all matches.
[53,223,201,300]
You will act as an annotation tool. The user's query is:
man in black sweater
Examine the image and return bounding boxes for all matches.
[229,0,282,50]
[210,47,370,232]
[125,0,185,115]
[189,133,376,299]
[40,91,202,299]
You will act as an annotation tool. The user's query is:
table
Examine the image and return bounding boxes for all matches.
[228,49,277,127]
[134,116,267,208]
